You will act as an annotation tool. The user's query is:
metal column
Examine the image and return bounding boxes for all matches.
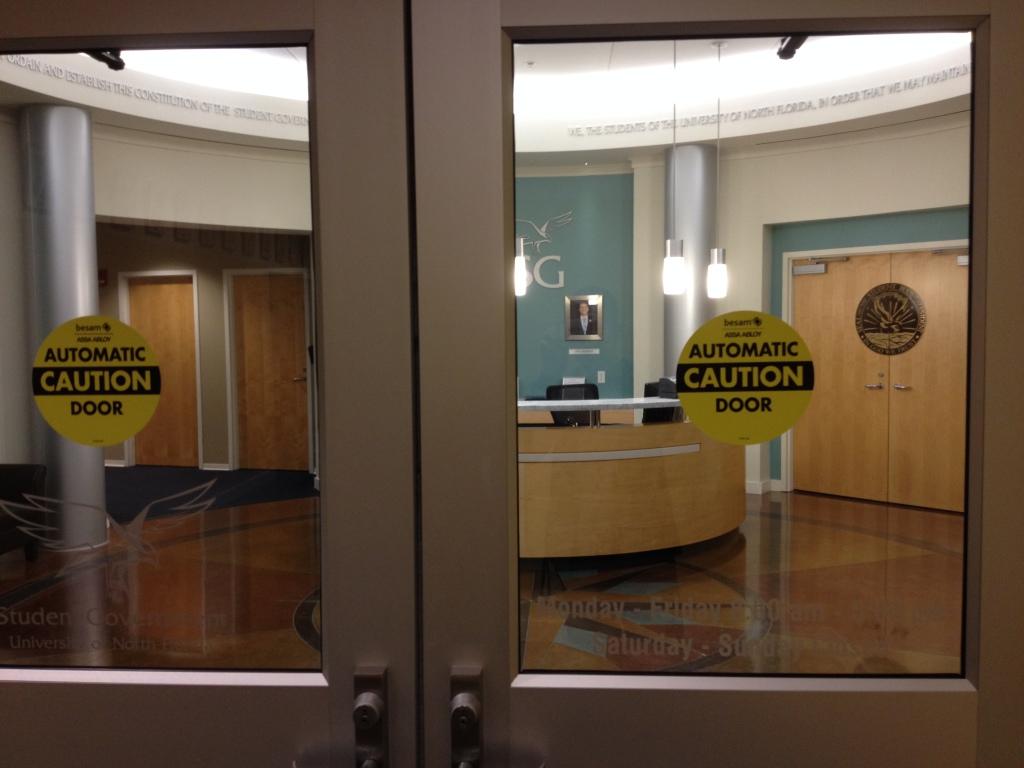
[20,104,107,548]
[664,144,716,377]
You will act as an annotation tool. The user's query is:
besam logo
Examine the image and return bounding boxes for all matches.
[724,316,762,327]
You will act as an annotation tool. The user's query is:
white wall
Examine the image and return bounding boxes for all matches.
[0,110,312,461]
[0,110,33,463]
[6,108,970,475]
[721,111,971,313]
[92,122,312,231]
[631,157,666,402]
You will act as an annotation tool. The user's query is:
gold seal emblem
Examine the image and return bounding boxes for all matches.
[855,283,926,355]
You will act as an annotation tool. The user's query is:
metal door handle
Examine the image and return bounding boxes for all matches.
[354,692,384,730]
[893,383,912,391]
[864,383,884,390]
[292,376,307,382]
[354,667,388,768]
[451,667,483,767]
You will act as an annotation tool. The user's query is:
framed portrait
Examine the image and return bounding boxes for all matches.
[565,294,603,340]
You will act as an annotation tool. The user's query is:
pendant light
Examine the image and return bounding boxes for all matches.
[706,41,729,299]
[514,236,529,296]
[707,247,728,299]
[662,39,686,296]
[662,237,686,295]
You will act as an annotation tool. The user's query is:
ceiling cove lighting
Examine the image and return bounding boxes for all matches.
[707,41,729,300]
[514,237,529,297]
[663,40,686,296]
[119,48,309,101]
[512,34,970,119]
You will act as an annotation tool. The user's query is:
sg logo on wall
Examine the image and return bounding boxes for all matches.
[514,210,573,289]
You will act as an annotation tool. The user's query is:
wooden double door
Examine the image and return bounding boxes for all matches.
[793,251,967,512]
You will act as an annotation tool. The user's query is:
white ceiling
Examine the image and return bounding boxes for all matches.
[514,38,772,75]
[0,36,970,150]
[120,47,308,100]
[513,34,970,110]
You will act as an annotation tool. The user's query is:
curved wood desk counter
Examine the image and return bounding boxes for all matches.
[518,421,745,558]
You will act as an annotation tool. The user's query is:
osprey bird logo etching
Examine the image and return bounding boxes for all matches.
[515,210,574,253]
[0,480,218,602]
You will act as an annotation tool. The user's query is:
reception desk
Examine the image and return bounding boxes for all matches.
[517,408,745,558]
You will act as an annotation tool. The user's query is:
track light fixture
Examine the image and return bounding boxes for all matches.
[85,49,126,71]
[777,35,808,60]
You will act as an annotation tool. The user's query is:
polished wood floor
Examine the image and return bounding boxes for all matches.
[0,491,963,674]
[0,498,320,669]
[520,492,964,674]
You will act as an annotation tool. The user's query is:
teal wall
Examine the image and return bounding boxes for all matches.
[769,206,970,479]
[515,174,634,399]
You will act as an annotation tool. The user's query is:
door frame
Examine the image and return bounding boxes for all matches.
[117,268,204,468]
[223,267,314,472]
[779,239,969,493]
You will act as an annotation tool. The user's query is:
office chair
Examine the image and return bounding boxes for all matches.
[641,378,683,424]
[545,383,599,427]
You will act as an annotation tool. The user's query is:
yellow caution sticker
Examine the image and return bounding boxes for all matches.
[32,315,161,447]
[676,311,814,445]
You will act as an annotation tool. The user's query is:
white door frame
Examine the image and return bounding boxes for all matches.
[223,267,313,472]
[117,269,204,468]
[779,238,969,492]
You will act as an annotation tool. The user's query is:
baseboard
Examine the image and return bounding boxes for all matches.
[104,459,126,468]
[745,479,771,495]
[770,479,788,492]
[201,463,232,471]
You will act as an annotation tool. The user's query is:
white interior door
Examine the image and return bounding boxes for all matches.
[0,2,417,766]
[411,2,1020,766]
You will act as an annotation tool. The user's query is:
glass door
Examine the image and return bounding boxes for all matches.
[4,3,1021,767]
[0,3,418,766]
[411,2,1018,766]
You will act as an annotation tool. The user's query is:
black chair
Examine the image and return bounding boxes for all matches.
[518,395,550,428]
[545,383,599,427]
[0,464,47,561]
[642,378,683,424]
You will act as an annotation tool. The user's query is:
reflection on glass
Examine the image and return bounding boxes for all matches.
[0,47,320,669]
[515,34,969,675]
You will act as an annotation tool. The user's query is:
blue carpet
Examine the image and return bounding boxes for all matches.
[105,466,317,523]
